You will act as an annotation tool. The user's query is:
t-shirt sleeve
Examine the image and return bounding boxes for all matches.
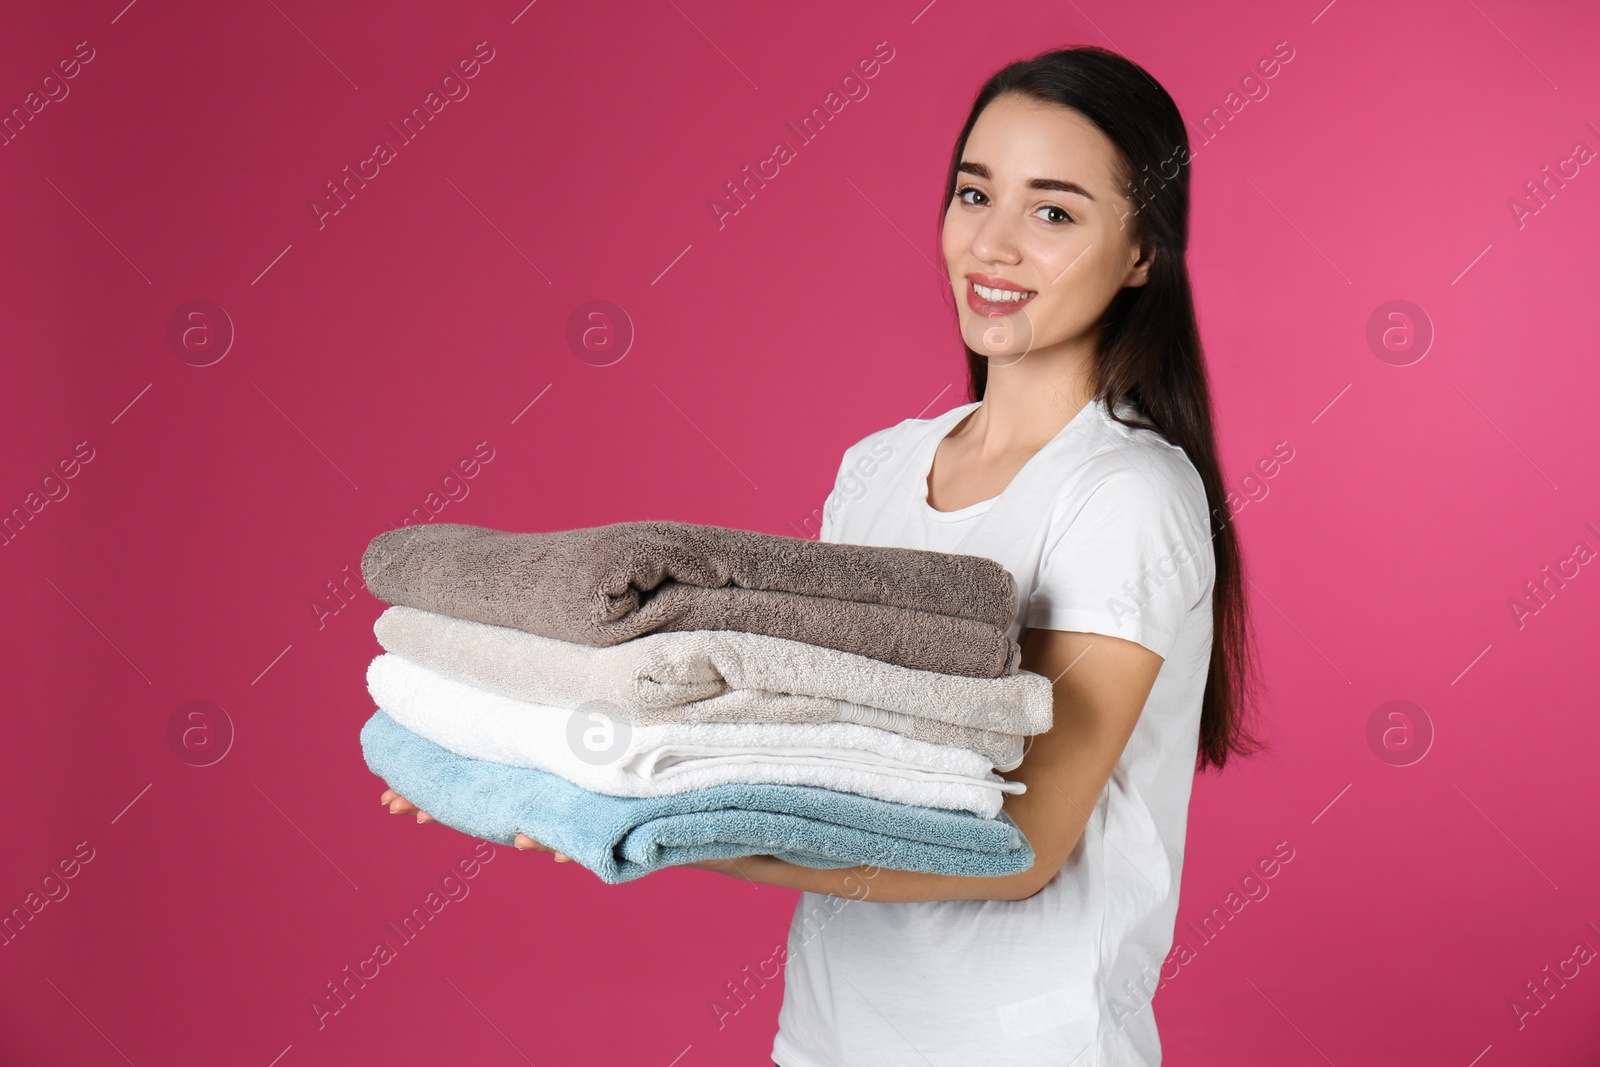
[817,424,900,545]
[1024,469,1213,659]
[817,443,857,544]
[819,483,841,543]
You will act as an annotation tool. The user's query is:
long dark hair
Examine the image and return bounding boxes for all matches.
[940,46,1266,773]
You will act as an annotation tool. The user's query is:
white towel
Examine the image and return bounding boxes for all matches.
[367,652,1025,818]
[373,604,1052,770]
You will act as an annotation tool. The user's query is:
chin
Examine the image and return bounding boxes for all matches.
[962,317,1038,361]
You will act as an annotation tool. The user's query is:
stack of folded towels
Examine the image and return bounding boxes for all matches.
[357,520,1055,885]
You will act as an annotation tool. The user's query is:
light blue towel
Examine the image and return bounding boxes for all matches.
[361,709,1035,885]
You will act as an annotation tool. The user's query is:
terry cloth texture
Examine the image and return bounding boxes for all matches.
[368,652,1025,817]
[360,521,1022,677]
[360,709,1036,885]
[372,605,1052,770]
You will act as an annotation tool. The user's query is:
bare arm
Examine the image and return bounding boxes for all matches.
[691,627,1163,903]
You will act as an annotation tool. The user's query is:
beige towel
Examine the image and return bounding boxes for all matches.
[373,605,1053,771]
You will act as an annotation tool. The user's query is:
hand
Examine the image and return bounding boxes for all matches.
[380,787,437,824]
[379,787,573,863]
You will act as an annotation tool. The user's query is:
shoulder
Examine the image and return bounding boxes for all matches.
[1027,401,1217,637]
[828,403,974,487]
[1045,400,1213,552]
[1082,401,1206,505]
[835,403,972,462]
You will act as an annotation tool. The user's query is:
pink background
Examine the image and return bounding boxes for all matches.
[4,0,1599,1063]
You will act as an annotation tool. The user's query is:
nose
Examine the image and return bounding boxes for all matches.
[967,208,1023,266]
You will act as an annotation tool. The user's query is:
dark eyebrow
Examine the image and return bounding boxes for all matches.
[957,161,1097,202]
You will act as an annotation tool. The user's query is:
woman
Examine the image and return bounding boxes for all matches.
[383,45,1264,1065]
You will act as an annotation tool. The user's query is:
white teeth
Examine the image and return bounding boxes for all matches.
[973,283,1035,302]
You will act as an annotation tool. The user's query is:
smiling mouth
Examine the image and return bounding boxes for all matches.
[968,280,1038,314]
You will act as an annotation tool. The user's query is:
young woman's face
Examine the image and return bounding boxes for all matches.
[942,93,1151,365]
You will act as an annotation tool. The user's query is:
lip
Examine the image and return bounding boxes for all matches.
[965,274,1037,317]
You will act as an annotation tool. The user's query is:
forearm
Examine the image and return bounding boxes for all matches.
[678,631,1139,905]
[704,853,1023,903]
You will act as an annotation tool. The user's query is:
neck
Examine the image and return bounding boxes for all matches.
[961,341,1099,455]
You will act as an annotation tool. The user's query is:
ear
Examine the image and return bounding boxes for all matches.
[1126,242,1155,288]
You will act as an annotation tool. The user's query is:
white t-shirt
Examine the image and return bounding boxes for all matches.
[771,395,1216,1067]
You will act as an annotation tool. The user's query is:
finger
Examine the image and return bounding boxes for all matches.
[388,795,418,815]
[415,810,435,824]
[380,788,397,805]
[553,853,571,863]
[514,833,551,852]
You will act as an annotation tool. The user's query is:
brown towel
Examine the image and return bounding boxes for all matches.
[361,521,1021,677]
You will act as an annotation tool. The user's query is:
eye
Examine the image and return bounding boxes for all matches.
[955,186,1074,225]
